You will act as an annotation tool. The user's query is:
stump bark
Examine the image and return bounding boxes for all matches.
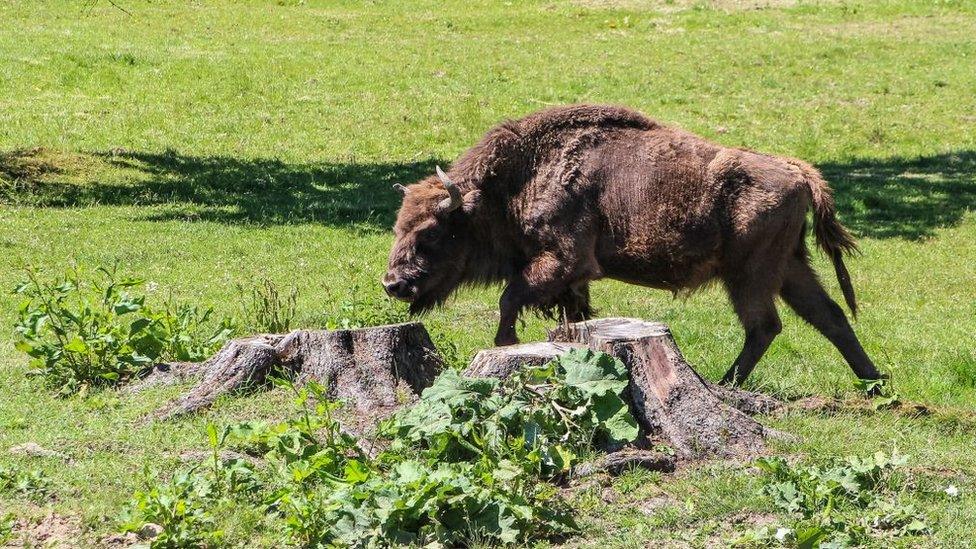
[146,322,443,421]
[548,317,778,460]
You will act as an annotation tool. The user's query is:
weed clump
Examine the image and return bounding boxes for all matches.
[120,349,639,546]
[12,265,234,394]
[237,278,298,334]
[735,451,929,547]
[0,465,51,502]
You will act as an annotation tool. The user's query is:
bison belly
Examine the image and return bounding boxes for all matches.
[596,221,722,292]
[586,132,724,292]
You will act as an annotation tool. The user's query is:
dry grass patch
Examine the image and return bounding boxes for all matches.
[571,0,843,13]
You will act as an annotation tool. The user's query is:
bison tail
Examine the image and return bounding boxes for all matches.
[794,160,860,317]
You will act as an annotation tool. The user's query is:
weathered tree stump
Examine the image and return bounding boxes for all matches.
[548,317,780,460]
[146,322,443,421]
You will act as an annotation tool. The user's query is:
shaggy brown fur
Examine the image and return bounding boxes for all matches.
[384,105,882,385]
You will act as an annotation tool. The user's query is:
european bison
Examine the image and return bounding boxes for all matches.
[384,105,882,385]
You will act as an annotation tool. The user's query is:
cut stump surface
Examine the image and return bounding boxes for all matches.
[464,341,587,379]
[147,322,443,421]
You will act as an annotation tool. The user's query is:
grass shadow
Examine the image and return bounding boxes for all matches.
[818,151,976,240]
[1,148,439,230]
[3,148,974,238]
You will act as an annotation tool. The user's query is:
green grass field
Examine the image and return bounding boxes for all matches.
[1,0,975,546]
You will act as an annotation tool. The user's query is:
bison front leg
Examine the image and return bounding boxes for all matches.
[495,282,528,346]
[495,255,586,346]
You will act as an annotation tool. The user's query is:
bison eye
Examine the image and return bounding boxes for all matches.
[415,241,435,256]
[416,228,441,246]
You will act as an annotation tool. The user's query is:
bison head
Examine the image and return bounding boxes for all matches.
[383,167,481,314]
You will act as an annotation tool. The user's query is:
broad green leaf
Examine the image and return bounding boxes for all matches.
[344,460,370,483]
[129,317,152,335]
[63,336,88,353]
[421,370,498,403]
[395,460,425,483]
[796,525,829,549]
[593,394,639,443]
[559,349,627,397]
[13,340,34,354]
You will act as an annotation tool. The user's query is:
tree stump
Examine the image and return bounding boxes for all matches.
[549,317,779,460]
[146,322,443,421]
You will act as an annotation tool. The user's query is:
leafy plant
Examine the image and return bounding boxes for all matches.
[0,512,15,545]
[150,298,236,362]
[121,350,636,546]
[390,348,638,477]
[855,378,902,410]
[736,451,928,547]
[12,266,234,394]
[120,424,262,548]
[238,278,298,333]
[430,329,466,370]
[120,466,224,548]
[0,465,51,502]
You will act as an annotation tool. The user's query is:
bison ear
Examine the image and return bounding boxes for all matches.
[461,189,481,214]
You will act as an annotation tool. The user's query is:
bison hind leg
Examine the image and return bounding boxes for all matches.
[780,256,882,381]
[720,290,782,386]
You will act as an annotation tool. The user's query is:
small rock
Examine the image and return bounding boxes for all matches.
[9,442,67,460]
[715,126,728,134]
[637,495,673,516]
[139,523,163,540]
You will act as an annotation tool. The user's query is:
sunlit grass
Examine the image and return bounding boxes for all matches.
[1,0,974,545]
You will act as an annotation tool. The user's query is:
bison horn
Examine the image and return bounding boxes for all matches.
[392,183,407,194]
[435,165,462,213]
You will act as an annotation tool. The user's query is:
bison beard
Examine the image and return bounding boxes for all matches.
[385,104,884,386]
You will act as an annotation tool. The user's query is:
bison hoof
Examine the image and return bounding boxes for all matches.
[494,334,519,346]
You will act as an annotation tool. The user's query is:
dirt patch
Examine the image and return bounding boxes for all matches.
[99,532,140,548]
[177,449,263,467]
[791,394,841,412]
[725,510,778,527]
[5,510,82,548]
[790,395,932,418]
[8,443,68,461]
[637,494,677,515]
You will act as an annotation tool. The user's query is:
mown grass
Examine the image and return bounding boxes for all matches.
[1,0,974,546]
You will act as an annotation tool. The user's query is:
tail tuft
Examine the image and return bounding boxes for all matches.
[791,159,860,317]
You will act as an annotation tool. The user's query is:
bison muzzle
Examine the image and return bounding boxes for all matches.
[384,105,883,386]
